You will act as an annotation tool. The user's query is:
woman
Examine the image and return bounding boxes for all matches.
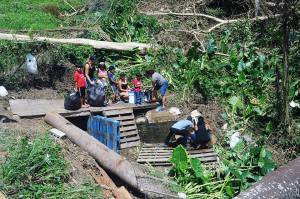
[146,70,168,110]
[97,62,108,89]
[118,73,130,101]
[84,55,96,88]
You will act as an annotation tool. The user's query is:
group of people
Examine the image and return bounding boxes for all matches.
[74,55,168,109]
[164,110,212,148]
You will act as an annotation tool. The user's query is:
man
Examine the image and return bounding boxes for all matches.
[164,119,196,147]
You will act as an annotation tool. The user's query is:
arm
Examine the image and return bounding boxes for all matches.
[84,64,93,84]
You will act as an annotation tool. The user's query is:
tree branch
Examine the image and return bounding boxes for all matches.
[142,11,281,33]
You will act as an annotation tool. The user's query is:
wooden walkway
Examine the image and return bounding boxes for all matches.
[137,143,219,167]
[9,99,158,118]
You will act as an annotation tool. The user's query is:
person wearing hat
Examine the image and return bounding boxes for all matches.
[188,110,212,149]
[97,62,108,88]
[118,73,130,102]
[84,55,96,88]
[164,119,197,148]
[108,66,118,103]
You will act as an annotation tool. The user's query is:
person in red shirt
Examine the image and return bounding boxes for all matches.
[133,73,143,105]
[74,64,86,106]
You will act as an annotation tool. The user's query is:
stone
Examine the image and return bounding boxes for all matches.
[169,107,181,116]
[146,109,179,124]
[135,117,147,124]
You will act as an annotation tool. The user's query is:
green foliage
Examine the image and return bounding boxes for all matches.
[169,142,276,198]
[0,135,102,198]
[99,0,161,42]
[0,0,85,30]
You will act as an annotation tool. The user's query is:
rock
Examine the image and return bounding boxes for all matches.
[135,117,147,124]
[169,107,181,116]
[146,109,179,124]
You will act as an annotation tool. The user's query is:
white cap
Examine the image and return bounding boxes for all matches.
[191,110,201,118]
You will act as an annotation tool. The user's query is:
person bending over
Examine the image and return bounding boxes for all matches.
[190,116,212,149]
[145,70,168,110]
[164,119,196,148]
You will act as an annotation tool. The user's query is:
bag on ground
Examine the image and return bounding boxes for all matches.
[0,86,8,97]
[64,92,81,110]
[87,85,106,107]
[26,53,38,75]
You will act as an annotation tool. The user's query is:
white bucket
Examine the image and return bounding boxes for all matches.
[129,91,135,104]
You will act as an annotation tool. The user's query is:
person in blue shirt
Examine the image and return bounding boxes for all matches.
[164,119,197,147]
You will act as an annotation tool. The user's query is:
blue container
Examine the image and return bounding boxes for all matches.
[87,115,120,152]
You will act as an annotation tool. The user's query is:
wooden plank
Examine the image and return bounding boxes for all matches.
[120,125,137,132]
[121,135,140,143]
[140,149,215,154]
[120,130,139,138]
[138,156,217,163]
[120,120,136,126]
[103,108,133,116]
[110,115,135,121]
[139,152,217,158]
[121,140,141,148]
[139,150,216,155]
[140,148,215,154]
[140,147,215,153]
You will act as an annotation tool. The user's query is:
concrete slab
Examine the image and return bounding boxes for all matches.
[9,99,158,118]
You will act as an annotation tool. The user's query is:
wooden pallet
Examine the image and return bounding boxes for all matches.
[103,108,140,149]
[137,143,219,167]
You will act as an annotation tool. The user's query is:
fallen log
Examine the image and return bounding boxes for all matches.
[234,157,300,199]
[0,33,150,52]
[44,112,139,189]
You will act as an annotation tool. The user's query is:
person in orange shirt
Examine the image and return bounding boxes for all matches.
[74,64,86,106]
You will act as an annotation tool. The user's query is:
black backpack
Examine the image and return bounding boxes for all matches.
[87,85,106,107]
[64,92,81,110]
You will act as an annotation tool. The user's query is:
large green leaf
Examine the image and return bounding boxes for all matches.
[229,96,243,113]
[170,145,189,172]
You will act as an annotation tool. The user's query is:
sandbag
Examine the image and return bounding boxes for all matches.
[0,86,8,97]
[26,53,38,75]
[87,85,106,107]
[64,92,81,110]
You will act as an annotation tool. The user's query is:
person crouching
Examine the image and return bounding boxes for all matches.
[164,119,196,147]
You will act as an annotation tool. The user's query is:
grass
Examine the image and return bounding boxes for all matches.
[0,131,102,198]
[0,0,86,30]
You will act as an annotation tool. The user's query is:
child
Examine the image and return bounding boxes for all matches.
[97,62,108,89]
[108,66,118,103]
[74,64,86,106]
[133,73,143,105]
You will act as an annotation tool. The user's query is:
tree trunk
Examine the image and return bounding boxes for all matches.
[234,157,300,199]
[281,1,291,133]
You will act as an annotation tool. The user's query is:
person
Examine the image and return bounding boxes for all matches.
[74,64,86,106]
[164,119,196,148]
[188,110,212,149]
[133,73,143,105]
[84,55,96,88]
[145,70,168,111]
[118,73,130,101]
[108,66,118,103]
[97,62,108,89]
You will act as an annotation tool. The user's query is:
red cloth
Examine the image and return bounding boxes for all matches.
[74,70,86,88]
[133,78,142,92]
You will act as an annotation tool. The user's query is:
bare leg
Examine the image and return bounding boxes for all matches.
[162,95,166,108]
